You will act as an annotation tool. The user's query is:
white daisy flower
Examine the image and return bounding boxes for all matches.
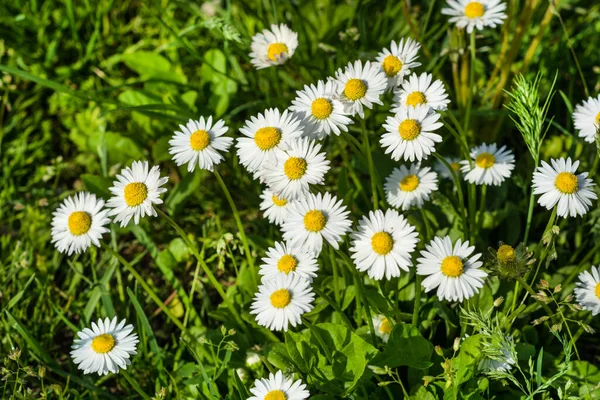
[350,209,419,280]
[262,138,330,200]
[248,370,310,400]
[250,273,315,331]
[106,161,168,227]
[334,60,387,118]
[460,143,515,186]
[51,192,111,256]
[417,236,487,302]
[168,116,233,172]
[478,337,516,373]
[532,157,597,218]
[282,192,352,255]
[376,38,422,92]
[259,188,294,226]
[71,317,138,376]
[249,24,298,69]
[259,241,319,283]
[236,108,303,176]
[573,95,600,143]
[392,72,450,112]
[372,315,394,343]
[385,164,439,211]
[441,0,507,33]
[434,156,462,179]
[575,265,600,315]
[290,80,353,140]
[381,105,443,162]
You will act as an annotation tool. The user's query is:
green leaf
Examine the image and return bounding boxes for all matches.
[81,174,113,199]
[372,324,433,370]
[453,334,483,386]
[165,171,205,215]
[5,274,35,311]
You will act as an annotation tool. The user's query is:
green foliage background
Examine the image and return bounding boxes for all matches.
[1,0,600,398]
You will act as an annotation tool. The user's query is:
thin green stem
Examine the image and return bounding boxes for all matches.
[475,184,487,238]
[523,189,536,245]
[312,286,354,330]
[361,120,378,209]
[468,182,477,244]
[463,30,476,136]
[515,277,555,322]
[433,153,467,238]
[412,274,422,328]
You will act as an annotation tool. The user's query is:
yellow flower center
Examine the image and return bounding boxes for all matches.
[272,195,287,207]
[311,97,333,120]
[277,254,297,274]
[304,210,327,232]
[189,129,210,151]
[344,78,367,100]
[265,390,287,400]
[254,127,282,151]
[398,119,421,140]
[465,2,485,18]
[68,211,92,235]
[596,282,600,300]
[91,333,116,354]
[441,255,464,277]
[497,244,516,264]
[382,55,403,77]
[555,172,579,194]
[406,91,427,107]
[267,43,288,61]
[124,182,148,206]
[379,317,393,334]
[475,152,496,169]
[400,174,419,192]
[284,157,308,180]
[371,231,394,255]
[451,162,460,171]
[595,112,600,125]
[270,289,291,308]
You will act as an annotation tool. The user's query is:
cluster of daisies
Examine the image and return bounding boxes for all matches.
[46,1,600,396]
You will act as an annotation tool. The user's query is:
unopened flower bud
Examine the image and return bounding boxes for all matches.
[494,296,504,307]
[453,337,461,352]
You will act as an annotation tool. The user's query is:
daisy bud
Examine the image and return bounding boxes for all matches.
[453,337,461,352]
[494,296,505,307]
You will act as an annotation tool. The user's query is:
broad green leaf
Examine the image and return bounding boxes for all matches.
[372,324,433,370]
[81,174,112,199]
[453,334,483,386]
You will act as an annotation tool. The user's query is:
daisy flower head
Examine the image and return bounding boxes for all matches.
[168,116,232,172]
[417,236,487,302]
[434,156,462,179]
[573,94,600,143]
[262,137,330,200]
[259,241,319,283]
[385,164,439,211]
[106,161,168,227]
[334,60,387,118]
[51,192,111,256]
[381,104,443,162]
[236,108,303,176]
[71,317,138,376]
[249,24,298,69]
[290,79,353,140]
[575,265,600,316]
[259,188,294,226]
[372,315,394,343]
[392,72,450,112]
[248,370,309,400]
[441,0,507,33]
[350,209,419,280]
[460,143,515,186]
[376,38,422,92]
[532,157,597,218]
[250,273,315,331]
[281,192,352,255]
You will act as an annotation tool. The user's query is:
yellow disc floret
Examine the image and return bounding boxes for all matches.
[398,119,421,140]
[382,55,403,77]
[124,182,148,207]
[406,91,426,107]
[497,244,516,264]
[441,255,464,277]
[277,255,297,274]
[451,161,460,172]
[91,333,116,354]
[555,172,579,194]
[475,152,496,169]
[272,195,287,207]
[371,232,394,255]
[400,174,420,192]
[267,43,289,62]
[189,129,210,151]
[595,282,600,300]
[284,157,308,180]
[379,317,393,334]
[265,390,287,400]
[270,289,291,308]
[595,112,600,125]
[254,127,282,150]
[304,210,327,232]
[68,211,92,235]
[465,2,485,18]
[344,78,367,101]
[311,98,333,120]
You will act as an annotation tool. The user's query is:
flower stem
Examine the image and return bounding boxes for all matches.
[433,153,467,239]
[515,276,555,320]
[412,274,422,328]
[523,188,536,245]
[475,184,487,238]
[463,30,476,135]
[361,120,379,210]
